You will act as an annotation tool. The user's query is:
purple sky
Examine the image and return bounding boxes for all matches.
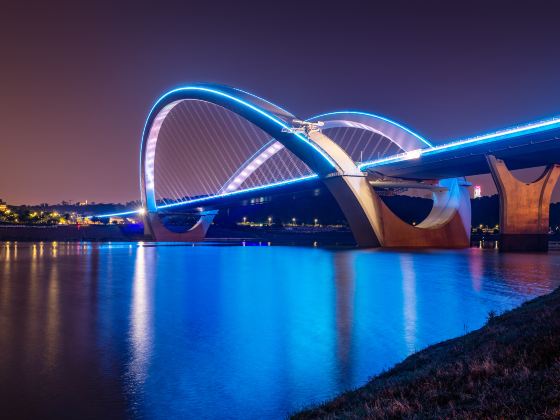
[1,1,560,205]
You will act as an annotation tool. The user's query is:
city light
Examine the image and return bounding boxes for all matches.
[474,185,482,199]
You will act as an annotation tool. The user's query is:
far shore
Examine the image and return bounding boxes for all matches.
[2,225,560,251]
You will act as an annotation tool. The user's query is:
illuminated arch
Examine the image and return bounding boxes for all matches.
[140,84,338,214]
[308,111,432,150]
[139,84,470,248]
[220,111,431,193]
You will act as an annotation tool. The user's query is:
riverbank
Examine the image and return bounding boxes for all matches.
[2,224,560,247]
[294,286,560,419]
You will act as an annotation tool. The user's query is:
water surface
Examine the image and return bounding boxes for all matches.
[1,242,559,419]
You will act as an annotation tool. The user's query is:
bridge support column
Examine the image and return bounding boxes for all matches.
[322,175,382,247]
[374,178,472,248]
[309,131,471,249]
[144,210,218,241]
[486,155,560,252]
[323,175,472,248]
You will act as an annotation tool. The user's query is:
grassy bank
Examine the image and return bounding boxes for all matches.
[294,287,560,419]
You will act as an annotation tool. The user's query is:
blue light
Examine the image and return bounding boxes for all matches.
[136,87,560,220]
[157,174,319,210]
[306,110,433,148]
[86,210,140,219]
[359,115,560,170]
[88,174,317,218]
[426,116,560,153]
[140,85,337,174]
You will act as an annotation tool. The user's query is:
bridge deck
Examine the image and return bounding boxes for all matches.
[362,123,560,179]
[157,177,324,212]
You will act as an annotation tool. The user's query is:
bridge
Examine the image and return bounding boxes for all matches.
[100,83,560,251]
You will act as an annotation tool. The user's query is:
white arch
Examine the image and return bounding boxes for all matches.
[219,111,430,195]
[140,85,339,214]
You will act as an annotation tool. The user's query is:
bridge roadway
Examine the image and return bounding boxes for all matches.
[361,120,560,180]
[160,117,560,213]
[157,176,324,213]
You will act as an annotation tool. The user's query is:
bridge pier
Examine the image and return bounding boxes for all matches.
[373,178,471,248]
[486,155,560,252]
[308,127,472,249]
[322,175,382,247]
[323,174,471,248]
[144,210,218,241]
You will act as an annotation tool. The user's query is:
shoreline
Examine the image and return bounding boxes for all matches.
[2,225,560,248]
[0,224,356,245]
[293,286,560,419]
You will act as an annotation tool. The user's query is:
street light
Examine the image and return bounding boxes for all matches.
[292,217,296,226]
[268,217,272,225]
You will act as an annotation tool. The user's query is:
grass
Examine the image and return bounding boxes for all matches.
[293,287,560,419]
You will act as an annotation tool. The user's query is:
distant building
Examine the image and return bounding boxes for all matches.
[474,185,482,199]
[0,199,7,212]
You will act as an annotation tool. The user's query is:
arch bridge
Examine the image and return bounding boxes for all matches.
[140,85,470,247]
[139,83,560,251]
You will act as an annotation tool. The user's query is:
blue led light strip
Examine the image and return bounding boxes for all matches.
[358,115,560,170]
[157,174,318,209]
[94,110,560,220]
[140,86,337,173]
[86,210,141,219]
[89,174,319,218]
[307,110,433,148]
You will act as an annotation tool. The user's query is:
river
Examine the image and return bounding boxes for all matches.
[1,242,559,419]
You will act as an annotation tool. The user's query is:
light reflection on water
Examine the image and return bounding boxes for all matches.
[0,242,559,419]
[128,242,153,391]
[400,255,417,353]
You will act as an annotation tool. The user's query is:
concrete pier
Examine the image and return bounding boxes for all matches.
[145,210,218,241]
[486,155,560,252]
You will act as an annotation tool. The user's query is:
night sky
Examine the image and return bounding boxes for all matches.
[2,1,560,205]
